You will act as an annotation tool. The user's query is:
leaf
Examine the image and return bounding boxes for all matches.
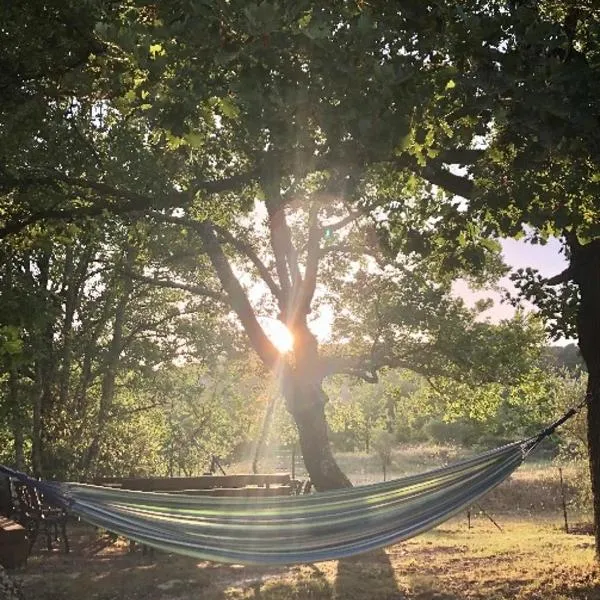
[149,43,165,58]
[396,132,412,153]
[445,79,456,90]
[184,131,205,148]
[219,97,240,120]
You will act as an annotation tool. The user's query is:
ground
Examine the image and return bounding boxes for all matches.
[10,515,600,600]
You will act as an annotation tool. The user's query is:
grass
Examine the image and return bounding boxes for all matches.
[14,515,599,600]
[254,443,586,514]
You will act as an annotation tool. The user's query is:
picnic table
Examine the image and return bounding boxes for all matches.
[89,473,311,553]
[92,473,303,496]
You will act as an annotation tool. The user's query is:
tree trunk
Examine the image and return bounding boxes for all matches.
[386,396,396,433]
[30,251,56,476]
[7,370,24,470]
[198,205,351,491]
[32,366,44,476]
[587,374,600,557]
[284,378,351,491]
[81,248,136,476]
[571,239,600,557]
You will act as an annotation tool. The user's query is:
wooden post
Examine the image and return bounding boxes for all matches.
[291,444,296,481]
[559,467,569,534]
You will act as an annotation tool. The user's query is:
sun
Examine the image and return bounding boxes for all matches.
[261,319,294,353]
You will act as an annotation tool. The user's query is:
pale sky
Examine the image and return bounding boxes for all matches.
[453,236,572,342]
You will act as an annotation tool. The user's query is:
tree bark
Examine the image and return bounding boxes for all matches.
[570,239,600,556]
[283,319,352,491]
[7,370,24,470]
[587,374,600,557]
[31,251,55,476]
[31,368,43,476]
[284,377,351,491]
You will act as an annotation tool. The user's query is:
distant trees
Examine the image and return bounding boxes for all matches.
[323,355,585,457]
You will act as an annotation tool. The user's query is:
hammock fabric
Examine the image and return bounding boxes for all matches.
[0,398,587,566]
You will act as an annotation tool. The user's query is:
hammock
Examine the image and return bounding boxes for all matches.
[0,398,587,566]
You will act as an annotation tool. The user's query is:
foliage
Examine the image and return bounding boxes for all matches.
[326,372,421,452]
[2,1,592,490]
[0,220,237,477]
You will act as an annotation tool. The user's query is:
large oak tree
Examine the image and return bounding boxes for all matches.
[0,1,546,490]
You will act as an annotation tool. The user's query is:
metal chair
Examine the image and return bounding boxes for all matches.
[10,480,69,554]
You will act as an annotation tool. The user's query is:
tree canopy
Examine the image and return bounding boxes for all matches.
[0,1,597,519]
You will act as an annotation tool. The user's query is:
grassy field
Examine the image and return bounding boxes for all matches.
[15,515,599,600]
[249,443,587,514]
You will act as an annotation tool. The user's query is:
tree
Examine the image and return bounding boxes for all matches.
[0,218,230,477]
[0,2,546,491]
[383,1,600,553]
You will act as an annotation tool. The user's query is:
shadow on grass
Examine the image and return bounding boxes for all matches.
[248,565,333,600]
[335,548,405,600]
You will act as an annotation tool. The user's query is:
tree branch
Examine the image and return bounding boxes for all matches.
[266,204,292,300]
[150,212,282,370]
[436,148,484,165]
[267,202,303,291]
[199,222,282,370]
[391,155,476,199]
[300,202,322,317]
[424,376,457,401]
[212,224,283,304]
[324,210,362,232]
[126,271,227,302]
[420,165,475,199]
[0,168,258,238]
[319,243,353,257]
[146,212,284,305]
[319,354,411,382]
[545,268,573,286]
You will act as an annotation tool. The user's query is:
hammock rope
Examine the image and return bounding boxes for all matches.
[0,394,590,566]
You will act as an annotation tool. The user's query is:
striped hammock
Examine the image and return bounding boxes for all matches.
[46,440,534,565]
[1,397,585,566]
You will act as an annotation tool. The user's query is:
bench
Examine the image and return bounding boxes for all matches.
[0,517,27,568]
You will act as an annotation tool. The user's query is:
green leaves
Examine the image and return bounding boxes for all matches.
[0,326,23,358]
[149,43,165,58]
[217,96,240,120]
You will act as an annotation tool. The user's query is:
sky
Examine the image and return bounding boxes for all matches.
[453,236,572,342]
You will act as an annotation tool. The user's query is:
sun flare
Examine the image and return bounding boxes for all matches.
[262,319,294,353]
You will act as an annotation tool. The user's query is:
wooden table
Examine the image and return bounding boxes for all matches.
[93,473,295,496]
[0,517,27,569]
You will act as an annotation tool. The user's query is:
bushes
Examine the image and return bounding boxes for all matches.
[423,418,482,446]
